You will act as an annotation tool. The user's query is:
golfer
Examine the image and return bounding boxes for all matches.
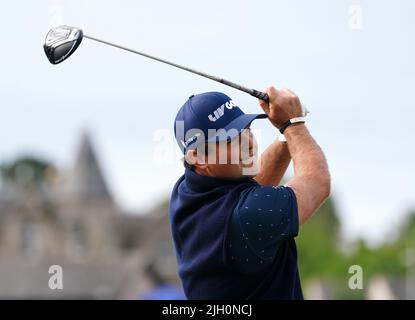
[169,86,330,299]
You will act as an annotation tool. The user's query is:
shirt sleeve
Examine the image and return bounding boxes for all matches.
[227,185,299,274]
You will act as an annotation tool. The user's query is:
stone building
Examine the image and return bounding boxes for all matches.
[0,133,180,299]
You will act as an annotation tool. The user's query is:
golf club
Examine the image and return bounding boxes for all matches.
[44,25,271,102]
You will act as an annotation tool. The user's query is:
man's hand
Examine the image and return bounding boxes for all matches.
[259,86,304,129]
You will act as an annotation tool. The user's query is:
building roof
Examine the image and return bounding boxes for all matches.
[67,132,113,203]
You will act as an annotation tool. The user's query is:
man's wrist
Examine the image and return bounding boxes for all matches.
[279,117,306,134]
[283,122,307,136]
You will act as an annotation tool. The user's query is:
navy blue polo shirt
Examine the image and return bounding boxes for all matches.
[169,169,303,300]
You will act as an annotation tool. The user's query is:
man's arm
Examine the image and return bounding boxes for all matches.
[284,124,330,225]
[254,139,291,186]
[259,86,330,225]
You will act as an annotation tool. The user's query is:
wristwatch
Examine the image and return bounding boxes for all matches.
[279,116,306,134]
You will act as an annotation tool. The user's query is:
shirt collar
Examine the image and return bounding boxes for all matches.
[184,168,254,193]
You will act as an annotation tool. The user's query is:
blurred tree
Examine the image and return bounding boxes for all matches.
[399,209,415,245]
[346,210,415,279]
[297,199,414,280]
[0,156,58,219]
[0,156,53,187]
[296,197,347,279]
[296,197,415,299]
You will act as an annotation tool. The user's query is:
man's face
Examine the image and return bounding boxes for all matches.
[187,127,259,179]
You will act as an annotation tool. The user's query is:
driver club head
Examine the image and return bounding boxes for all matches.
[44,25,83,64]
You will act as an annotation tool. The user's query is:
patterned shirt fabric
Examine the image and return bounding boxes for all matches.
[228,185,299,274]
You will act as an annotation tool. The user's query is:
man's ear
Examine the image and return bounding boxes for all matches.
[185,148,207,170]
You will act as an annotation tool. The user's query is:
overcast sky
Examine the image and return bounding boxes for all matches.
[1,0,414,245]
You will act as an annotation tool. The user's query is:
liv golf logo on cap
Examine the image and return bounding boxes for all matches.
[207,100,237,122]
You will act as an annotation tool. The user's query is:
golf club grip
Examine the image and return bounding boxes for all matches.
[251,90,269,102]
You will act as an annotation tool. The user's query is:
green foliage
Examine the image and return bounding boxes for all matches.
[400,210,415,244]
[296,198,347,279]
[0,156,60,221]
[0,156,52,186]
[348,240,406,277]
[296,196,415,299]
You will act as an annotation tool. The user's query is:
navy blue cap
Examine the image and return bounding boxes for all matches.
[174,92,267,153]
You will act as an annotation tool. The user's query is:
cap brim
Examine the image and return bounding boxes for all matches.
[207,113,268,143]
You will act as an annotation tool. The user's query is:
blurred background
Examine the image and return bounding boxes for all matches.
[1,0,414,299]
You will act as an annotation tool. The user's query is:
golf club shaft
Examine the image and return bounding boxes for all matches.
[83,35,269,102]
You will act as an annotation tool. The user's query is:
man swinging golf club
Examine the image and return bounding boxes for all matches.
[42,25,330,300]
[169,86,330,300]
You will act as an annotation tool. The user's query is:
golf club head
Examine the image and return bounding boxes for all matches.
[44,25,83,64]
